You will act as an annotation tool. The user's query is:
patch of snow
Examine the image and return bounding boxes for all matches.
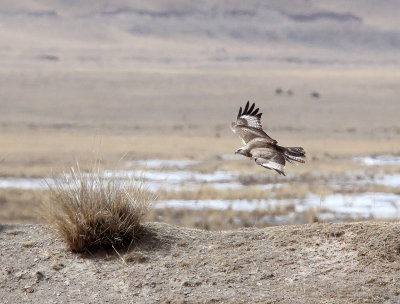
[353,155,400,166]
[0,178,47,190]
[297,192,400,219]
[375,174,400,188]
[126,159,199,169]
[155,192,400,220]
[102,170,238,184]
[154,199,290,211]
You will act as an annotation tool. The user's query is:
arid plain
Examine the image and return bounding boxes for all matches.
[1,2,400,303]
[1,64,400,228]
[1,0,400,227]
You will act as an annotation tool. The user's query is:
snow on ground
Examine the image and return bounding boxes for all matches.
[1,157,400,221]
[353,155,400,166]
[155,192,400,220]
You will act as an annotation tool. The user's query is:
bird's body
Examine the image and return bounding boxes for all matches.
[231,101,305,175]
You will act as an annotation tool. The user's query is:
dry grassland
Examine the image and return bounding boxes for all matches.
[1,3,400,302]
[1,132,399,177]
[1,66,400,229]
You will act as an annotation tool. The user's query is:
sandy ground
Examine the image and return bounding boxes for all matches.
[1,2,400,302]
[1,221,399,303]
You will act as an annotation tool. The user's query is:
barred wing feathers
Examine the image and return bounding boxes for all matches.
[232,101,277,145]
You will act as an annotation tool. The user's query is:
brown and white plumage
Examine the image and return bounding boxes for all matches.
[231,101,305,175]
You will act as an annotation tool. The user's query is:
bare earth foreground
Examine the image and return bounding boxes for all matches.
[1,222,399,303]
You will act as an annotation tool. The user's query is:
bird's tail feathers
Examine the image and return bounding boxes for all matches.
[283,146,306,164]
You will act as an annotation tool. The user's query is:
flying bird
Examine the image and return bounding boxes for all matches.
[231,101,305,176]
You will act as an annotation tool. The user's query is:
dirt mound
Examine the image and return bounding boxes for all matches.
[1,222,399,303]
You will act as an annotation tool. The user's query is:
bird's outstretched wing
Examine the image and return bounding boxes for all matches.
[231,101,277,145]
[252,148,286,176]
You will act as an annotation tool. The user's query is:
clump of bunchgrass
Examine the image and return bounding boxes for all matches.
[41,166,154,253]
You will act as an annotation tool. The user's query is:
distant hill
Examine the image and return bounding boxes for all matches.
[1,0,399,67]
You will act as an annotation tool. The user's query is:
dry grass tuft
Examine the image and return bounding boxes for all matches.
[41,166,154,253]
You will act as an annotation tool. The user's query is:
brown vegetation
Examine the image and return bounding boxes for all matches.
[40,166,153,252]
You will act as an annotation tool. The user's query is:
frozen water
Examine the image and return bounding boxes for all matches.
[0,178,47,190]
[353,155,400,166]
[154,199,292,211]
[320,172,400,189]
[1,170,400,193]
[375,174,400,187]
[155,192,400,220]
[1,166,400,222]
[102,169,237,183]
[299,193,400,219]
[127,159,199,169]
[0,170,242,192]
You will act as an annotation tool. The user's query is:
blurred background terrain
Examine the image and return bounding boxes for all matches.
[1,0,400,228]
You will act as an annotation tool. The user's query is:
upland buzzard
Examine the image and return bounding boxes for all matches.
[231,101,305,175]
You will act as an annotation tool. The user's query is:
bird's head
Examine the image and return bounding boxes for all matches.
[235,148,245,155]
[235,147,251,157]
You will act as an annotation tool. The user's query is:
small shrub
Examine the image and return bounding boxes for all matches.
[41,166,154,253]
